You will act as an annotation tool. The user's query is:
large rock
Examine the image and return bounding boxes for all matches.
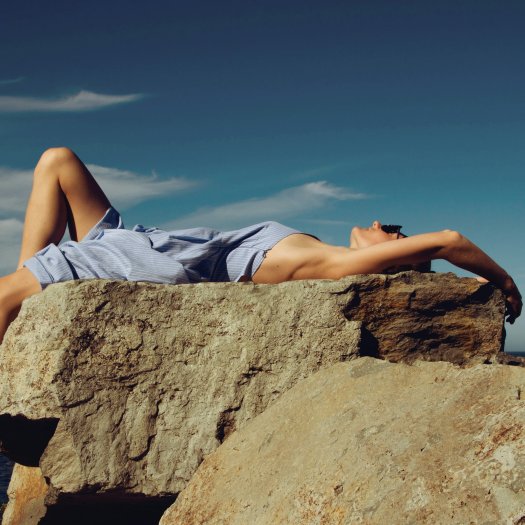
[0,273,507,521]
[162,357,525,525]
[2,465,47,525]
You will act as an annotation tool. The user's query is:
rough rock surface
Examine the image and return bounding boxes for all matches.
[162,357,525,525]
[2,465,47,525]
[0,273,506,520]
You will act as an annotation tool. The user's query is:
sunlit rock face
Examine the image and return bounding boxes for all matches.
[0,273,509,523]
[162,358,525,525]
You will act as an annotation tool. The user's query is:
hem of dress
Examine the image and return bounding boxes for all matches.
[23,244,76,289]
[83,206,123,241]
[246,231,306,282]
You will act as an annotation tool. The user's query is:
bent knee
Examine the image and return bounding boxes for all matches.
[37,147,77,170]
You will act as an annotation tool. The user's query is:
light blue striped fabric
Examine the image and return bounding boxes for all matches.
[24,207,302,289]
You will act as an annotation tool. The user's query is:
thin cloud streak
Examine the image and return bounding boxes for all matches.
[0,90,144,112]
[86,165,197,209]
[0,167,33,214]
[162,181,369,230]
[288,164,342,182]
[0,77,25,86]
[0,218,24,275]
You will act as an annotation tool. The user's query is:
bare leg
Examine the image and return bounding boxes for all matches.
[1,147,113,343]
[17,147,111,269]
[0,268,42,343]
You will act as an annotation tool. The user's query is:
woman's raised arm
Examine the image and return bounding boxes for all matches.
[339,229,522,323]
[436,230,522,323]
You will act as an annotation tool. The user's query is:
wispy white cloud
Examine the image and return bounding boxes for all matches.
[0,90,144,113]
[0,218,24,275]
[162,181,369,230]
[0,77,25,86]
[0,167,33,214]
[86,164,197,209]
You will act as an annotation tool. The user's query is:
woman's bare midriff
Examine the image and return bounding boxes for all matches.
[252,233,347,284]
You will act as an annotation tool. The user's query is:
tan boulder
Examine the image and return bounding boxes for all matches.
[162,357,525,525]
[0,273,508,520]
[1,465,47,525]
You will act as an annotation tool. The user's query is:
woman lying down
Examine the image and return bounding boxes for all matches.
[0,148,521,344]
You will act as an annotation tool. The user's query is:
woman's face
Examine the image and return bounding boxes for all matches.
[350,220,401,249]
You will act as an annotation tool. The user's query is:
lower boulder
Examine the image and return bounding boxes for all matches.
[162,358,525,525]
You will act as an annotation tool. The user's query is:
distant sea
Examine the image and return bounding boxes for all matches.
[0,455,13,503]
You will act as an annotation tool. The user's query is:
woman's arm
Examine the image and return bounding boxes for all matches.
[437,230,522,323]
[341,229,522,323]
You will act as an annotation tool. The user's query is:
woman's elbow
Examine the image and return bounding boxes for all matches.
[442,229,463,243]
[439,229,465,258]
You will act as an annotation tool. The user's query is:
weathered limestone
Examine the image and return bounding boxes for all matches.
[0,273,507,521]
[162,357,525,525]
[2,465,47,525]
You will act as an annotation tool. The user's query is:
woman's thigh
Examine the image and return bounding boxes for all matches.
[37,147,112,241]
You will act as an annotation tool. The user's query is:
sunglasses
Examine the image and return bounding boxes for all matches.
[381,224,403,238]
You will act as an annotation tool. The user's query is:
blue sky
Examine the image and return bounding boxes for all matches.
[1,1,524,352]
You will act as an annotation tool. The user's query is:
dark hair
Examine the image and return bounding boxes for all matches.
[381,231,433,274]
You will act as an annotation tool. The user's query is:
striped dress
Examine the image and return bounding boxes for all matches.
[23,207,302,289]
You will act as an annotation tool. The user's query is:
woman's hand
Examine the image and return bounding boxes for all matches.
[502,276,522,324]
[476,276,521,323]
